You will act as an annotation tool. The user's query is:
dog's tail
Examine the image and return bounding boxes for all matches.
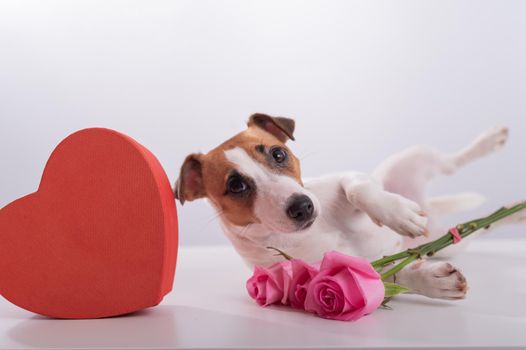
[428,192,486,217]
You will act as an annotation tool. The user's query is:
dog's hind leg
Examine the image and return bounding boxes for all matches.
[390,200,524,298]
[387,259,468,300]
[373,126,508,207]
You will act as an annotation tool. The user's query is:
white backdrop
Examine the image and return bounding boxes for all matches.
[1,0,525,245]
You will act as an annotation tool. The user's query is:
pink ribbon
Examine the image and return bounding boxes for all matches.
[449,227,462,244]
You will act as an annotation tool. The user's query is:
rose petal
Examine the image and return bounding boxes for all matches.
[350,268,385,317]
[306,277,346,317]
[320,251,381,279]
[328,269,364,311]
[305,252,385,322]
[246,261,292,307]
[264,278,282,305]
[246,266,266,300]
[289,259,319,308]
[334,267,384,321]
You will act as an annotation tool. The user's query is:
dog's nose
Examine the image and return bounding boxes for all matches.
[286,194,314,223]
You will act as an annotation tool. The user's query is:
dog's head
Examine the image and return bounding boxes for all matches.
[175,113,320,233]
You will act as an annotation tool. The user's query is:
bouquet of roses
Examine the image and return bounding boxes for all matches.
[246,202,526,321]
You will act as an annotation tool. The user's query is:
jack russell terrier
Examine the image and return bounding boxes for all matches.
[175,113,523,300]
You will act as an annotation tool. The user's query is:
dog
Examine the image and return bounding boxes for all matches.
[175,113,523,300]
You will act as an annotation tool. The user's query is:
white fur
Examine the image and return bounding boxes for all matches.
[224,147,321,234]
[215,126,518,300]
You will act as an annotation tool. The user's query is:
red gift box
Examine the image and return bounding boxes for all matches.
[0,128,178,319]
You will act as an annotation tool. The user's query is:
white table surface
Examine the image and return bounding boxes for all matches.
[1,239,526,349]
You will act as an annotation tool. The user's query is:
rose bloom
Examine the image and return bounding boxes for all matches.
[246,260,292,306]
[288,259,319,309]
[304,251,384,321]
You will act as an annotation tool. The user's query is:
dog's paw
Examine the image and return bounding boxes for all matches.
[403,261,468,300]
[472,126,509,157]
[368,192,428,238]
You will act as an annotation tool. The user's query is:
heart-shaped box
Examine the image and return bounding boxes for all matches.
[0,128,178,319]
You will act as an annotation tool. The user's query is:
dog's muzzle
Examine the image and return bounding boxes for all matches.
[286,194,315,226]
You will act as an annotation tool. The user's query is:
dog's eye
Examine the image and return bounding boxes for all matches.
[271,148,287,163]
[227,177,248,194]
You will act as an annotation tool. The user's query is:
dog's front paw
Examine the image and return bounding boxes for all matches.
[368,192,428,238]
[405,261,468,300]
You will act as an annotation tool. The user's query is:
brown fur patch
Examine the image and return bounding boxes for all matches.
[198,126,302,226]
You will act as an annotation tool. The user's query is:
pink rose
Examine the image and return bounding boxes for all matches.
[304,251,384,321]
[246,260,292,306]
[288,259,319,309]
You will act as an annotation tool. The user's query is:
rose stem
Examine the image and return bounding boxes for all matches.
[266,246,293,261]
[372,201,526,281]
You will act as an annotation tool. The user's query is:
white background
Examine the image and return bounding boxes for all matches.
[1,0,525,245]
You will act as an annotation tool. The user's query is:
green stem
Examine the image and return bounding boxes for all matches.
[266,246,293,261]
[374,201,526,281]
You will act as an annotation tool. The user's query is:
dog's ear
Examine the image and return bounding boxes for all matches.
[174,153,205,205]
[247,113,295,142]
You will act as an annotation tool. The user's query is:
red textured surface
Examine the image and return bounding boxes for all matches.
[0,128,178,319]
